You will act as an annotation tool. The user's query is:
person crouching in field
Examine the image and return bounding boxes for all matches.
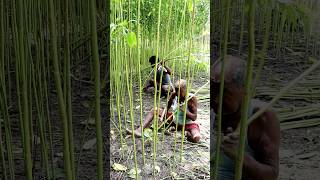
[128,79,201,143]
[212,55,280,180]
[144,55,174,97]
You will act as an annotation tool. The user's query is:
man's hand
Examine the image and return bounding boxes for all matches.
[179,106,185,112]
[221,127,239,160]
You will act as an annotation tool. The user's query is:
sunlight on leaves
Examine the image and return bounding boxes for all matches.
[188,0,194,12]
[127,32,137,48]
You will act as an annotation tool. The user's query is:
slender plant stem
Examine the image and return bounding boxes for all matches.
[213,0,231,179]
[136,0,146,165]
[234,0,256,179]
[16,0,33,178]
[89,0,104,179]
[63,0,76,178]
[48,0,72,178]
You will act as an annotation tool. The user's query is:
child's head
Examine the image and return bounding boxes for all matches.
[175,79,187,98]
[149,55,160,67]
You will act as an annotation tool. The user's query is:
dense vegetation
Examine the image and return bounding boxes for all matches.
[110,0,209,178]
[0,0,108,179]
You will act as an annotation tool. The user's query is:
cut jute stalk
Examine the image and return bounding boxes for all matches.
[236,59,320,133]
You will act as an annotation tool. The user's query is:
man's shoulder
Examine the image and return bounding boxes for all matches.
[251,99,277,124]
[189,94,197,101]
[251,99,275,113]
[187,94,197,107]
[249,99,280,146]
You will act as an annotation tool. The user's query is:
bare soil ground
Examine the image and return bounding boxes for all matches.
[7,51,319,180]
[6,64,109,179]
[110,75,211,179]
[110,44,320,179]
[259,51,320,180]
[279,127,320,180]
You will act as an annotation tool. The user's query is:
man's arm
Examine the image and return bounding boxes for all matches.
[243,110,280,180]
[166,92,176,110]
[221,109,279,180]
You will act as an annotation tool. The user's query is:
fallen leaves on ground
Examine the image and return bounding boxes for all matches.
[83,138,96,150]
[128,168,141,179]
[112,163,127,171]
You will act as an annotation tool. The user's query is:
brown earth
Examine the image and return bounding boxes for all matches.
[110,75,211,179]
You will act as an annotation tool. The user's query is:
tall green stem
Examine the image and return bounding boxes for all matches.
[179,0,196,162]
[152,0,162,174]
[89,0,103,179]
[136,0,146,165]
[16,0,33,178]
[63,0,75,178]
[213,0,231,179]
[252,6,271,94]
[234,0,256,179]
[48,0,72,178]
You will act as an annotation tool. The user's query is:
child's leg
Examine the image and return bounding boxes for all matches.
[127,108,164,137]
[144,79,155,92]
[160,85,170,97]
[185,124,201,143]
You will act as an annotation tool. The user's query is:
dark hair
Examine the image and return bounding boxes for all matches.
[149,55,159,65]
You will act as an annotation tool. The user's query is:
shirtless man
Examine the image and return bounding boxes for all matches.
[212,55,280,180]
[128,79,201,143]
[144,55,174,96]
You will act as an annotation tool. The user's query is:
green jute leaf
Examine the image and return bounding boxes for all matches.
[188,0,193,12]
[127,32,137,48]
[143,128,153,138]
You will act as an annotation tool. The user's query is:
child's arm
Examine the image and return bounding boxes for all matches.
[180,97,197,121]
[166,92,176,111]
[164,65,172,75]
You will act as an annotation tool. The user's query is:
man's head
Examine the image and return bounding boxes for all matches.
[212,55,247,115]
[175,79,187,99]
[149,55,160,67]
